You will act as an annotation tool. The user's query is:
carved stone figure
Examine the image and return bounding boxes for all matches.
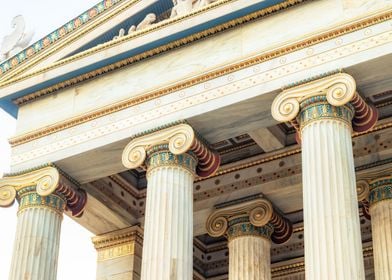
[113,28,126,40]
[170,0,218,18]
[170,0,195,18]
[194,0,218,9]
[128,13,157,33]
[0,15,34,61]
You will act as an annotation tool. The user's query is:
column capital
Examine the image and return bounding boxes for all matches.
[357,180,370,202]
[271,73,378,133]
[356,167,392,211]
[369,176,392,207]
[356,180,371,219]
[0,164,87,217]
[206,196,292,244]
[122,122,220,177]
[92,225,143,262]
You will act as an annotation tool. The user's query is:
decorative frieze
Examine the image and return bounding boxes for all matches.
[146,145,198,176]
[369,176,392,206]
[17,187,66,216]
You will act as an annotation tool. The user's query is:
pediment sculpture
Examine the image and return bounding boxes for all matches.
[0,15,34,62]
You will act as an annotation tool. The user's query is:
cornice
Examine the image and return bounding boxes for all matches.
[7,8,392,147]
[92,225,143,250]
[1,0,305,88]
[0,0,137,81]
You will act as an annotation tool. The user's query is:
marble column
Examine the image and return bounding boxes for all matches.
[93,226,144,280]
[369,176,392,279]
[206,196,292,280]
[271,73,378,280]
[228,220,273,280]
[122,123,220,280]
[9,188,65,280]
[0,165,87,280]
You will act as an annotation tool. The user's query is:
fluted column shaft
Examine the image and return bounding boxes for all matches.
[9,187,65,280]
[300,97,365,279]
[369,177,392,279]
[227,221,273,280]
[141,148,197,280]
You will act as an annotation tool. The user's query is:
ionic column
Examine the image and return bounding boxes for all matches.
[206,196,292,280]
[0,165,87,280]
[368,176,392,279]
[271,73,378,280]
[122,123,220,280]
[93,226,143,280]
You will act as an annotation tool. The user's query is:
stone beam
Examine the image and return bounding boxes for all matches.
[248,127,285,152]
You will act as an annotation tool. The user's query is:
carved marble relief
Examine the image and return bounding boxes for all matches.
[0,15,34,61]
[113,0,218,40]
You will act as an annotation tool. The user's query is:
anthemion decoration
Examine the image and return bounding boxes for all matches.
[1,0,392,279]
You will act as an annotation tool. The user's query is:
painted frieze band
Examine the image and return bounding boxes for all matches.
[146,145,198,176]
[369,176,392,207]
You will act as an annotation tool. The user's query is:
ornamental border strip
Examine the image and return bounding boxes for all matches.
[6,8,392,147]
[0,0,125,76]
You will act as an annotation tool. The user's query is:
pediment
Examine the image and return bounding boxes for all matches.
[0,0,300,116]
[0,0,165,83]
